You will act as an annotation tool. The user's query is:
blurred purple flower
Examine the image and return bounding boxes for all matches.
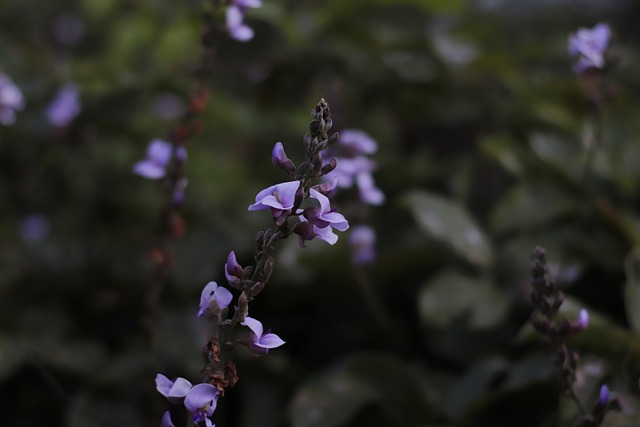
[241,316,285,354]
[52,14,85,45]
[248,180,300,225]
[339,129,378,156]
[133,139,186,180]
[598,384,609,407]
[226,0,262,42]
[46,84,81,128]
[571,308,589,331]
[349,225,376,264]
[20,214,50,243]
[198,281,233,318]
[0,72,25,125]
[156,374,219,427]
[324,130,385,205]
[568,23,610,73]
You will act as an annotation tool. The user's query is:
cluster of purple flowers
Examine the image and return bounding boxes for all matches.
[325,130,384,206]
[0,71,25,125]
[133,139,187,180]
[226,0,262,42]
[568,23,611,73]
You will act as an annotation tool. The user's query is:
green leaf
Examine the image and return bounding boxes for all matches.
[290,353,429,427]
[418,270,508,329]
[403,190,492,267]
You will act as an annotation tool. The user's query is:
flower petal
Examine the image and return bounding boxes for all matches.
[185,383,218,412]
[241,316,264,338]
[198,281,219,318]
[213,286,233,309]
[256,332,285,349]
[133,160,166,179]
[161,410,176,427]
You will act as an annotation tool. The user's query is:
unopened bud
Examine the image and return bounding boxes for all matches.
[272,142,296,175]
[320,158,338,176]
[237,291,248,322]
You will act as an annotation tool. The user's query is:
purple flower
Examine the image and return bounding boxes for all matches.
[248,180,300,225]
[300,189,349,245]
[20,214,50,243]
[46,84,81,128]
[339,129,378,156]
[226,0,262,42]
[349,225,376,264]
[198,281,233,318]
[225,251,244,287]
[161,411,176,427]
[598,384,609,406]
[133,139,186,180]
[272,142,296,174]
[241,316,285,354]
[0,72,25,125]
[329,130,385,205]
[571,308,589,332]
[568,23,611,73]
[156,374,219,427]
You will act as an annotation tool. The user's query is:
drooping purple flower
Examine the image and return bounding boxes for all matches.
[133,139,186,180]
[299,189,349,245]
[226,0,262,42]
[0,72,25,125]
[248,180,300,225]
[349,225,376,264]
[571,308,589,332]
[241,316,285,354]
[198,281,233,318]
[19,214,50,243]
[156,375,219,427]
[225,251,244,287]
[46,84,81,128]
[568,23,611,73]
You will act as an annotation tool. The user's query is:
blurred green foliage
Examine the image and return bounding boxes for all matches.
[2,0,640,426]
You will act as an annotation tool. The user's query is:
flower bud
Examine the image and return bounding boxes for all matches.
[312,176,339,198]
[225,251,244,288]
[320,157,338,176]
[272,142,296,175]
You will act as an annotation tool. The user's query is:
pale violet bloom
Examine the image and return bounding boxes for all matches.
[568,23,611,73]
[225,251,244,287]
[349,225,376,264]
[226,0,262,41]
[198,281,233,318]
[248,180,300,225]
[161,411,176,427]
[0,72,25,125]
[598,384,609,408]
[46,84,81,128]
[133,139,186,180]
[241,316,285,353]
[156,374,219,427]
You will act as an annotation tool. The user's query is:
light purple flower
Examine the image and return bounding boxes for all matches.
[300,189,349,245]
[156,374,219,427]
[272,142,296,174]
[339,129,378,155]
[241,316,285,353]
[248,180,300,225]
[133,139,186,180]
[571,308,589,331]
[46,84,81,127]
[597,384,609,408]
[568,23,611,73]
[198,281,233,318]
[349,225,376,264]
[20,214,50,243]
[226,0,262,42]
[0,72,25,125]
